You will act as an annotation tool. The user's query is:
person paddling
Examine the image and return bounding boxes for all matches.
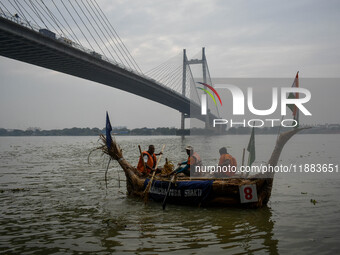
[170,146,202,176]
[137,145,162,175]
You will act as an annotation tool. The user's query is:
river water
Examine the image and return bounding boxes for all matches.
[0,135,339,254]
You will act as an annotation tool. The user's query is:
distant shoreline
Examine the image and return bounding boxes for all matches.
[0,126,339,136]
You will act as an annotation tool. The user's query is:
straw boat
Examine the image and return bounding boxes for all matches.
[100,128,303,208]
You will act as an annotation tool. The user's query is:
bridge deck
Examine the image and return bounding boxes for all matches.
[0,16,216,122]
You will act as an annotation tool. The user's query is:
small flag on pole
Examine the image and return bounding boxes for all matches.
[287,71,299,127]
[106,112,112,149]
[247,125,256,166]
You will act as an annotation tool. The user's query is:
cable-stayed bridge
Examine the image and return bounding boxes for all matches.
[0,0,219,129]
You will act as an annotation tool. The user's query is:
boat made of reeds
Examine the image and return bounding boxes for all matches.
[98,128,303,208]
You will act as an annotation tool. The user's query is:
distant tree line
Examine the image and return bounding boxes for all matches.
[0,125,339,136]
[0,127,102,136]
[0,127,178,136]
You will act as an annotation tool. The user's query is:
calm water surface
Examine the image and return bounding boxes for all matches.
[0,135,339,254]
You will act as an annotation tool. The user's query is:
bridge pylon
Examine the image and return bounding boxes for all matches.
[181,47,210,132]
[180,49,187,131]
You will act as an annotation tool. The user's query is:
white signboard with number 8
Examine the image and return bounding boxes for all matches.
[239,184,258,203]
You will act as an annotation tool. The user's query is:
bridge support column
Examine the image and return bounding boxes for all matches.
[181,113,185,130]
[202,47,210,129]
[181,49,187,131]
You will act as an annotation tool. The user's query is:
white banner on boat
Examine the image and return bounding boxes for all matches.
[239,184,258,203]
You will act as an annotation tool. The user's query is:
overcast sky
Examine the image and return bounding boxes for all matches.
[0,0,339,130]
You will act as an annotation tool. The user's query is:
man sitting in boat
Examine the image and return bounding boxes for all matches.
[137,145,162,175]
[170,146,202,176]
[218,147,237,177]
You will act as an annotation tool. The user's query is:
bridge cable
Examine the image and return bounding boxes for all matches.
[146,55,184,93]
[91,0,142,73]
[154,61,179,81]
[91,0,143,73]
[68,0,107,58]
[176,66,188,93]
[155,65,178,89]
[7,0,33,30]
[0,1,15,17]
[158,64,182,90]
[85,0,134,70]
[39,0,68,38]
[149,61,178,83]
[60,0,95,52]
[39,0,64,33]
[0,2,11,15]
[24,0,49,30]
[31,0,62,33]
[146,61,175,77]
[187,63,201,103]
[161,64,182,85]
[145,53,182,79]
[186,68,193,98]
[13,0,41,29]
[88,0,139,72]
[40,0,79,45]
[146,55,177,74]
[51,0,82,46]
[75,0,115,60]
[147,60,175,79]
[27,0,60,34]
[165,65,183,92]
[141,51,189,95]
[78,0,119,64]
[164,63,183,93]
[146,53,181,78]
[84,0,129,68]
[12,0,32,28]
[87,0,133,70]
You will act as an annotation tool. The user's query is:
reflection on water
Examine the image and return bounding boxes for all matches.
[98,198,278,254]
[0,135,339,254]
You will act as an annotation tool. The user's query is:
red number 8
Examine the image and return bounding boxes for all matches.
[244,187,253,200]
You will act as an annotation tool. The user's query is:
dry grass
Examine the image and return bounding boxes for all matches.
[87,134,123,164]
[97,134,123,160]
[162,158,174,175]
[87,134,124,189]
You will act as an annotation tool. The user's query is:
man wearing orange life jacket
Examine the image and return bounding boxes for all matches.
[171,146,202,176]
[218,147,237,177]
[137,145,162,175]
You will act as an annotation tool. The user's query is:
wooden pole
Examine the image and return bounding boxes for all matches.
[240,148,245,177]
[162,174,176,210]
[245,150,250,178]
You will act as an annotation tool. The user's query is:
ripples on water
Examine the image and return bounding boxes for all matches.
[0,135,339,254]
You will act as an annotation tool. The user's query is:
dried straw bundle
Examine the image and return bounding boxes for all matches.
[91,134,124,188]
[98,134,123,161]
[162,158,174,175]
